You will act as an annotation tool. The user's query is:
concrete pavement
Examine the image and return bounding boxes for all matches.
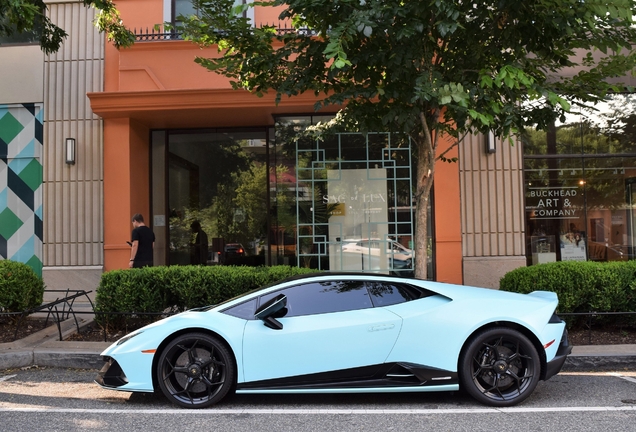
[1,317,635,371]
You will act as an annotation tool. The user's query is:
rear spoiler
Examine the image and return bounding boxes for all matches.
[527,291,558,302]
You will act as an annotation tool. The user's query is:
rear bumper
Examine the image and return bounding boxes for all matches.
[544,329,572,380]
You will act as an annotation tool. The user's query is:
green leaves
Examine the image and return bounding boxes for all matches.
[324,39,352,69]
[438,83,468,106]
[0,260,45,313]
[0,1,135,53]
[500,260,636,327]
[94,265,317,327]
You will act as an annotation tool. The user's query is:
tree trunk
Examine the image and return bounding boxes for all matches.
[413,115,437,280]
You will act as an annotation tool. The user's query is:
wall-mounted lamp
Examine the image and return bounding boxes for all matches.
[485,131,496,154]
[65,138,76,165]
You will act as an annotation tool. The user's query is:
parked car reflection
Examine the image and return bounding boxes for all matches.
[341,238,413,275]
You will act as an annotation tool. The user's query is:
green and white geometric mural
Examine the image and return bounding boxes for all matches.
[0,103,43,276]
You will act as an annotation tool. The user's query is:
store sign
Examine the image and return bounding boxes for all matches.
[527,187,580,219]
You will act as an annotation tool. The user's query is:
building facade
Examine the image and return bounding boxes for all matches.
[0,1,104,293]
[11,2,632,294]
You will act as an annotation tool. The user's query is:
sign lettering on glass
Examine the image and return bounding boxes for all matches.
[527,187,579,219]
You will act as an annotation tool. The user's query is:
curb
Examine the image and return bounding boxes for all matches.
[0,316,108,370]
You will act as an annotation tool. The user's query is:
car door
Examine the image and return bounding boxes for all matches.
[241,280,403,383]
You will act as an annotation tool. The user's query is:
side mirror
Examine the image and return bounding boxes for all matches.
[254,294,287,330]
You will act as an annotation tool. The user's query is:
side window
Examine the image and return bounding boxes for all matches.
[172,0,250,25]
[366,282,418,307]
[258,281,372,317]
[222,298,257,320]
[0,16,39,46]
[172,0,199,28]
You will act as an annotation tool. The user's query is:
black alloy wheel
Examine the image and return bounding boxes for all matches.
[460,327,541,407]
[157,332,235,408]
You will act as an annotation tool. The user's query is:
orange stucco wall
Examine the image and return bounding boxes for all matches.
[102,118,151,271]
[433,137,462,284]
[94,1,463,282]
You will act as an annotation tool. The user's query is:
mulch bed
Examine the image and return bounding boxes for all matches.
[0,317,57,343]
[567,327,636,346]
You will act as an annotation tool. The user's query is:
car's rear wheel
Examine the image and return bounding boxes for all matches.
[460,327,540,407]
[157,332,235,408]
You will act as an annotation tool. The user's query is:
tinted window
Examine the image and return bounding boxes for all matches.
[366,282,418,307]
[258,281,372,317]
[222,298,257,320]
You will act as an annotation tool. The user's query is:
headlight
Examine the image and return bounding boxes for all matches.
[116,330,144,345]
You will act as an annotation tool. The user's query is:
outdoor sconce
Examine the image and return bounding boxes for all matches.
[65,138,76,165]
[485,131,496,154]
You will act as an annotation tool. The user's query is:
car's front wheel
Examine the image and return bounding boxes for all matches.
[157,332,235,408]
[460,327,541,407]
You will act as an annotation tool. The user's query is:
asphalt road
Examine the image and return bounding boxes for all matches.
[0,367,635,431]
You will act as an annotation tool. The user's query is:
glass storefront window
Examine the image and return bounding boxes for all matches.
[523,94,636,264]
[150,117,433,278]
[151,128,270,266]
[272,117,428,277]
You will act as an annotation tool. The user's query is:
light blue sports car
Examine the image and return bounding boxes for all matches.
[95,273,571,408]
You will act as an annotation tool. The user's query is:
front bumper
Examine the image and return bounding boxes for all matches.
[95,357,128,388]
[544,328,572,380]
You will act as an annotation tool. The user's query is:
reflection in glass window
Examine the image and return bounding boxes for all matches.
[272,116,426,278]
[165,129,268,266]
[365,282,413,307]
[174,0,198,22]
[0,16,39,46]
[222,298,257,320]
[172,0,250,25]
[258,281,372,317]
[523,94,636,265]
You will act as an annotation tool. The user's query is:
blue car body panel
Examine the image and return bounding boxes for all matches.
[242,307,402,382]
[96,273,569,399]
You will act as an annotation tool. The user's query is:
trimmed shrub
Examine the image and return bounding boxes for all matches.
[95,265,317,328]
[0,260,45,314]
[500,261,636,327]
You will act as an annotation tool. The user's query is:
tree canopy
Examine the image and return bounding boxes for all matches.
[176,0,636,279]
[0,0,133,53]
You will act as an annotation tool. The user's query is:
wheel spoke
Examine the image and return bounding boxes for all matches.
[201,375,225,388]
[201,357,225,369]
[180,377,196,404]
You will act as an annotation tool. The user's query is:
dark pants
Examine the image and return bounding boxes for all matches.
[132,261,153,268]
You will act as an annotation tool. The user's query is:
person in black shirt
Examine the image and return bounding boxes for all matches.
[190,220,209,265]
[129,213,155,268]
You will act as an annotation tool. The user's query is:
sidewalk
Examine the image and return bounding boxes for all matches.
[1,317,635,372]
[0,316,108,370]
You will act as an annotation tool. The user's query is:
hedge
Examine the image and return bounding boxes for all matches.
[95,265,317,327]
[0,259,45,314]
[499,261,636,327]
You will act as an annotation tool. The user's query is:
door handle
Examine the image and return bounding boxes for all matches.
[369,324,395,332]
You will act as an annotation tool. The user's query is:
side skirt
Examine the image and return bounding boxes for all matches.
[236,384,460,395]
[237,362,458,392]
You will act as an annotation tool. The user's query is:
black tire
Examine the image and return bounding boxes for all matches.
[459,327,541,407]
[157,332,235,408]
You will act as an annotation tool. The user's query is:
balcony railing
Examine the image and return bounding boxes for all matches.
[133,24,318,42]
